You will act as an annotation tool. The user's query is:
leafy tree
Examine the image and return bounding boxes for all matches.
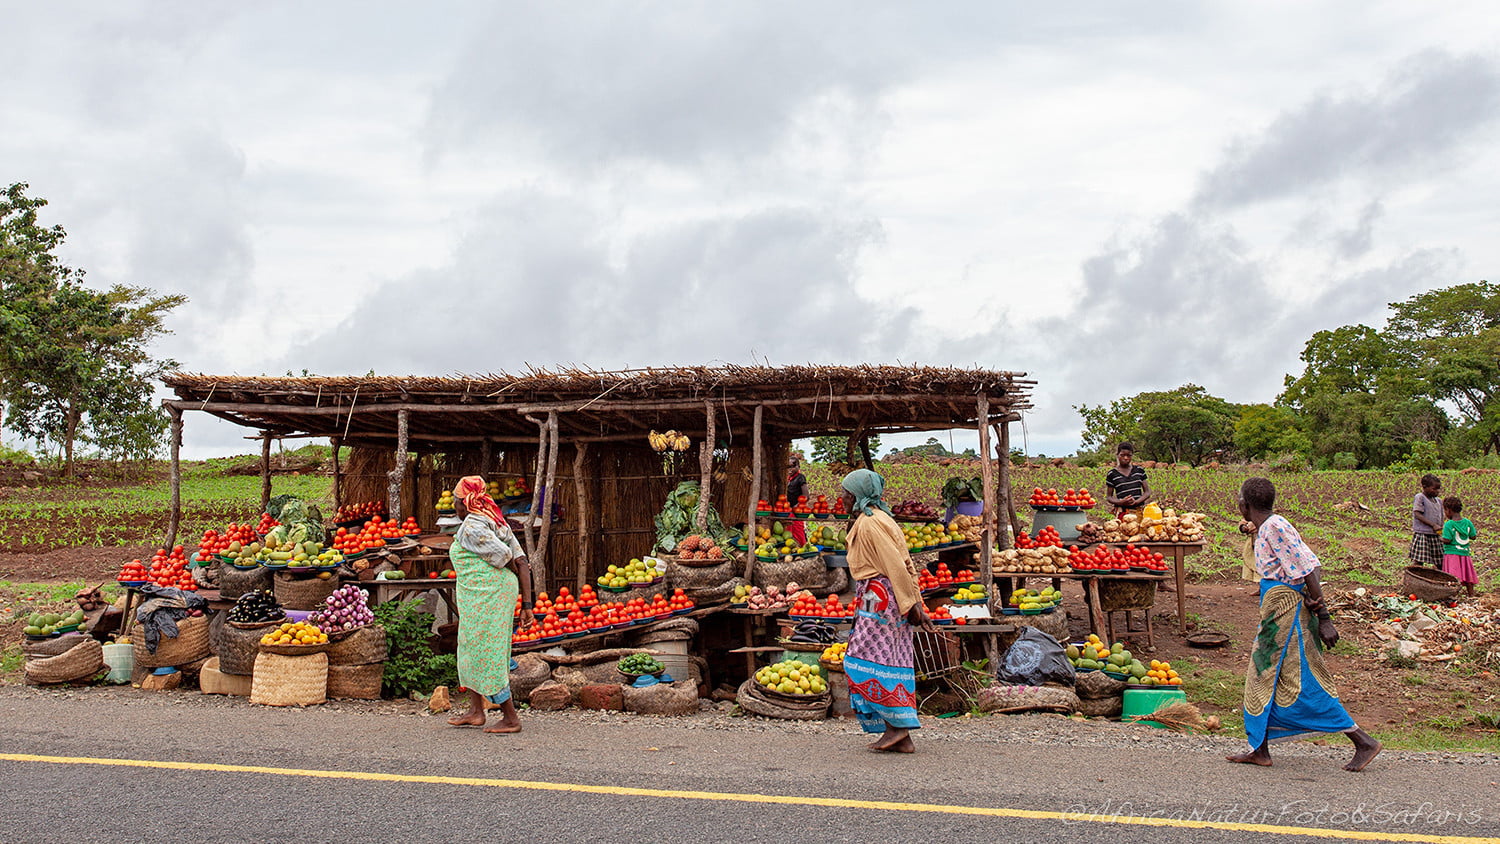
[1233,404,1310,461]
[809,434,882,464]
[1385,281,1500,455]
[1076,384,1239,465]
[0,183,184,474]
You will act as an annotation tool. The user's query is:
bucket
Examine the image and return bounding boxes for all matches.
[103,642,135,685]
[655,652,696,683]
[649,639,690,656]
[1121,687,1187,727]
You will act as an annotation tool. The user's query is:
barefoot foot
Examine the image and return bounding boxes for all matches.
[446,710,486,728]
[484,716,522,734]
[1226,750,1272,767]
[1345,740,1382,772]
[874,735,915,753]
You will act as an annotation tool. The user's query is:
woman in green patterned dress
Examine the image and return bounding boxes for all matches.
[445,475,535,733]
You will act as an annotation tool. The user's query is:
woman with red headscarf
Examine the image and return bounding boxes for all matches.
[445,476,535,733]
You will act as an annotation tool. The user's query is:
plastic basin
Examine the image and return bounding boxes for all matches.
[1122,687,1188,728]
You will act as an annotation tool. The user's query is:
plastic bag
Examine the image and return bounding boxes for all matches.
[996,627,1075,686]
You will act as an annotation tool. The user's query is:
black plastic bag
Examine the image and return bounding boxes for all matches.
[996,626,1075,686]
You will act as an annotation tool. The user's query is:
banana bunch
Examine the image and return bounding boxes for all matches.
[648,430,692,453]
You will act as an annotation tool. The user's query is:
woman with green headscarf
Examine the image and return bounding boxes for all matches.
[840,468,932,753]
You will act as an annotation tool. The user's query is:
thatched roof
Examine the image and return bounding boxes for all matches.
[162,364,1033,446]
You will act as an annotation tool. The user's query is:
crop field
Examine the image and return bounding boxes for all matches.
[806,463,1500,590]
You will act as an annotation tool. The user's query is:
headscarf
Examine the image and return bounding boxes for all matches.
[454,475,505,526]
[840,468,892,517]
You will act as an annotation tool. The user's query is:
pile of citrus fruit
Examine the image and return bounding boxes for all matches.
[260,621,328,647]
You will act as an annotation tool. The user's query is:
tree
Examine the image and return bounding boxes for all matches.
[1076,385,1239,464]
[0,183,185,474]
[1385,281,1500,455]
[1233,404,1310,461]
[809,434,883,465]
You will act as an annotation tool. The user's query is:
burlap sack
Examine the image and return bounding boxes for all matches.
[218,565,272,600]
[510,654,552,702]
[976,684,1079,715]
[24,638,105,685]
[1074,669,1128,700]
[623,679,699,716]
[751,557,826,591]
[810,567,849,597]
[667,558,738,591]
[1078,695,1123,718]
[684,577,744,603]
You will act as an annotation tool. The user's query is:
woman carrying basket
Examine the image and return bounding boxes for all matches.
[445,475,535,734]
[840,469,933,753]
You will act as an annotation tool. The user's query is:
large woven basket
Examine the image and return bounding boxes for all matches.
[25,638,105,685]
[751,557,826,591]
[1097,579,1156,612]
[326,663,383,699]
[327,624,388,666]
[660,552,735,570]
[213,619,281,676]
[1400,566,1459,603]
[273,572,337,610]
[259,640,334,657]
[218,565,272,600]
[133,615,211,669]
[250,652,328,706]
[666,557,738,590]
[736,679,829,720]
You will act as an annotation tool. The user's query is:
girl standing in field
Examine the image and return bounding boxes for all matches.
[1441,497,1478,598]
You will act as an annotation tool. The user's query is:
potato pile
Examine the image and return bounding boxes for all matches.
[947,515,985,543]
[1100,510,1207,543]
[987,545,1072,574]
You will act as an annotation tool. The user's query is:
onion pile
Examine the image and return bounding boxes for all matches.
[308,584,374,633]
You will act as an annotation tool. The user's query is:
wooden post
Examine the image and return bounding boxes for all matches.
[574,442,590,593]
[858,435,874,469]
[480,438,493,477]
[976,395,998,667]
[523,418,547,556]
[260,433,273,512]
[532,412,561,594]
[331,436,343,511]
[165,406,183,550]
[996,420,1020,542]
[743,405,764,583]
[388,409,409,521]
[695,401,715,532]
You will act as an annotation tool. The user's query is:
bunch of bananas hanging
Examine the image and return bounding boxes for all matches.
[648,430,693,474]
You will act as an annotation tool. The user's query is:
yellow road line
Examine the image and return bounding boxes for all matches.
[0,752,1488,843]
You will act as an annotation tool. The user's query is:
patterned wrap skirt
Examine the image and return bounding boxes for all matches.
[451,542,518,705]
[844,576,920,733]
[1242,579,1355,748]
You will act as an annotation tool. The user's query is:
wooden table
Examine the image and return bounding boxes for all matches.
[1105,541,1204,635]
[987,541,1204,635]
[354,578,459,619]
[989,572,1171,639]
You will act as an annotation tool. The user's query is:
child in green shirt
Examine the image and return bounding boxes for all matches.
[1441,497,1477,597]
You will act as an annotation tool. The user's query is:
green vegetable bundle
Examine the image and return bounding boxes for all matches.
[653,481,728,553]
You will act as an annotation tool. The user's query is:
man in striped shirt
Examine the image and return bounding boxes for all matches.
[1105,442,1153,518]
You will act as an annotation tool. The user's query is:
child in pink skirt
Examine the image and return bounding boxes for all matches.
[1441,497,1477,598]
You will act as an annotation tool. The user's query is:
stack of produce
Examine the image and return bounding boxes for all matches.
[435,490,456,513]
[674,534,727,560]
[596,557,657,589]
[953,584,988,603]
[892,499,939,521]
[224,538,341,568]
[308,584,375,634]
[730,583,799,610]
[821,642,847,667]
[1098,510,1207,543]
[490,477,530,498]
[1138,659,1183,687]
[809,494,834,517]
[331,526,381,556]
[754,522,818,559]
[790,592,854,620]
[260,621,328,647]
[755,659,827,696]
[989,545,1072,575]
[806,524,846,551]
[115,560,149,585]
[1028,487,1096,508]
[256,512,280,534]
[22,609,86,637]
[1006,586,1060,611]
[1016,525,1064,549]
[948,514,985,542]
[917,562,975,592]
[618,653,665,677]
[790,496,814,517]
[667,589,696,613]
[1070,545,1169,574]
[902,523,962,552]
[195,523,259,563]
[929,604,960,624]
[119,547,197,590]
[227,590,285,624]
[336,500,386,523]
[1067,635,1150,680]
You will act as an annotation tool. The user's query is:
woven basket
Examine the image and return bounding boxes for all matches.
[327,624,388,666]
[250,652,328,706]
[666,557,738,591]
[736,679,829,720]
[660,552,735,570]
[1097,579,1156,612]
[1400,566,1459,603]
[25,638,105,685]
[214,619,280,676]
[24,634,92,658]
[259,640,334,657]
[133,615,211,669]
[751,557,826,591]
[218,565,273,600]
[326,663,383,699]
[273,572,338,610]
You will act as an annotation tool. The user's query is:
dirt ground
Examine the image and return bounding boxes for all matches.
[0,545,154,583]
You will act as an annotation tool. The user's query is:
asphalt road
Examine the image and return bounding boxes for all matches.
[1,688,1497,843]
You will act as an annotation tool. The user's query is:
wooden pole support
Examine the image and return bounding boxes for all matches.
[743,405,764,583]
[165,406,184,550]
[260,433,273,512]
[996,421,1020,542]
[574,442,590,593]
[976,394,1000,669]
[532,412,561,594]
[388,409,409,521]
[695,401,715,533]
[331,436,343,510]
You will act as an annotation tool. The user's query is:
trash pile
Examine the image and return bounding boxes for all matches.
[1327,587,1500,666]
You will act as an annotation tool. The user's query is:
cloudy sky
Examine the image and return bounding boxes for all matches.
[6,2,1499,458]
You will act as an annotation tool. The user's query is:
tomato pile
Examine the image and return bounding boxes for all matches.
[335,500,386,523]
[512,589,695,644]
[790,593,855,619]
[1014,525,1065,549]
[917,562,978,592]
[118,546,196,590]
[929,604,968,625]
[1069,544,1169,573]
[1029,487,1096,508]
[193,523,260,562]
[256,513,280,534]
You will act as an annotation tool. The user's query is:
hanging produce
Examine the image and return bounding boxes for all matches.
[648,430,692,474]
[653,480,727,553]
